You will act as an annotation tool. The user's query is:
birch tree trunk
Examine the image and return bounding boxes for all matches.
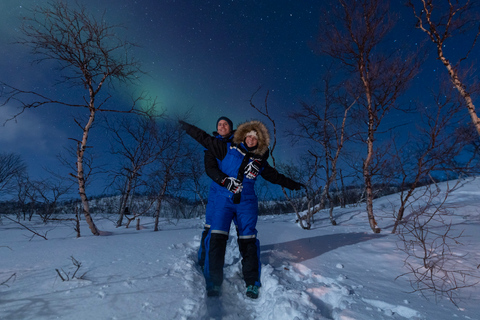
[438,51,480,135]
[362,109,380,233]
[76,107,99,236]
[116,171,136,227]
[361,64,380,234]
[153,181,168,232]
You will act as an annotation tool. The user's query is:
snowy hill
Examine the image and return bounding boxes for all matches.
[1,178,479,320]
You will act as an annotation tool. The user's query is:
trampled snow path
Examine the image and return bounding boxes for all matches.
[169,225,422,320]
[172,232,328,320]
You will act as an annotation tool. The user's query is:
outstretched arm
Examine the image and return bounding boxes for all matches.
[179,120,228,160]
[260,162,304,190]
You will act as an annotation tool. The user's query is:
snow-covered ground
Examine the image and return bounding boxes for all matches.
[1,179,479,320]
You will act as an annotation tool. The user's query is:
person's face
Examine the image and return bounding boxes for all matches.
[217,120,231,137]
[245,135,258,148]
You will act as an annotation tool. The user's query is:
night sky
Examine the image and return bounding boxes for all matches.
[0,0,467,195]
[0,1,325,183]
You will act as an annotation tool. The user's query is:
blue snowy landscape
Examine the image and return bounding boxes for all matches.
[1,178,479,320]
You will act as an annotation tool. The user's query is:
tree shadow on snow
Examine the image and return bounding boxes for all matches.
[260,232,386,266]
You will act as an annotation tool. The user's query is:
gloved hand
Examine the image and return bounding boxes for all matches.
[244,160,261,179]
[289,181,305,191]
[222,177,243,194]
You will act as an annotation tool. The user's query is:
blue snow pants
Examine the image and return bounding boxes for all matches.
[203,194,262,290]
[198,184,239,268]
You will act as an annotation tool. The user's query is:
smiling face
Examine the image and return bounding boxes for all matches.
[245,135,258,148]
[217,120,231,138]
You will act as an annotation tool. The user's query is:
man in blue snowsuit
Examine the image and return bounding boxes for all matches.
[180,119,304,299]
[198,116,237,270]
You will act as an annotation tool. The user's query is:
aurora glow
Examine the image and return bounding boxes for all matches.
[0,0,322,184]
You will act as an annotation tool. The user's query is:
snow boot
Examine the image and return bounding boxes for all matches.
[246,285,259,299]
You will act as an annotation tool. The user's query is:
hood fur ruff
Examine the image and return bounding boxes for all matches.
[233,120,270,156]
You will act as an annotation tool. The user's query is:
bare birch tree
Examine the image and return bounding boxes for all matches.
[0,153,27,195]
[392,86,472,233]
[396,180,480,307]
[15,175,34,221]
[289,72,355,226]
[249,88,309,228]
[182,145,210,211]
[316,0,418,233]
[0,1,151,235]
[148,119,188,231]
[32,178,73,223]
[408,0,480,135]
[104,109,162,227]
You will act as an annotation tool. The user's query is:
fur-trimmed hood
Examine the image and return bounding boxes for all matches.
[233,120,270,156]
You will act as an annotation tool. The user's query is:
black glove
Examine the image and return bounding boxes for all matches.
[288,181,305,191]
[222,177,243,194]
[244,160,261,179]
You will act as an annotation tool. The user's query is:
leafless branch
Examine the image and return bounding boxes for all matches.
[1,273,17,287]
[4,216,48,240]
[55,256,88,281]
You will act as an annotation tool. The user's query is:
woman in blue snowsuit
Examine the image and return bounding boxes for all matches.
[180,119,303,299]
